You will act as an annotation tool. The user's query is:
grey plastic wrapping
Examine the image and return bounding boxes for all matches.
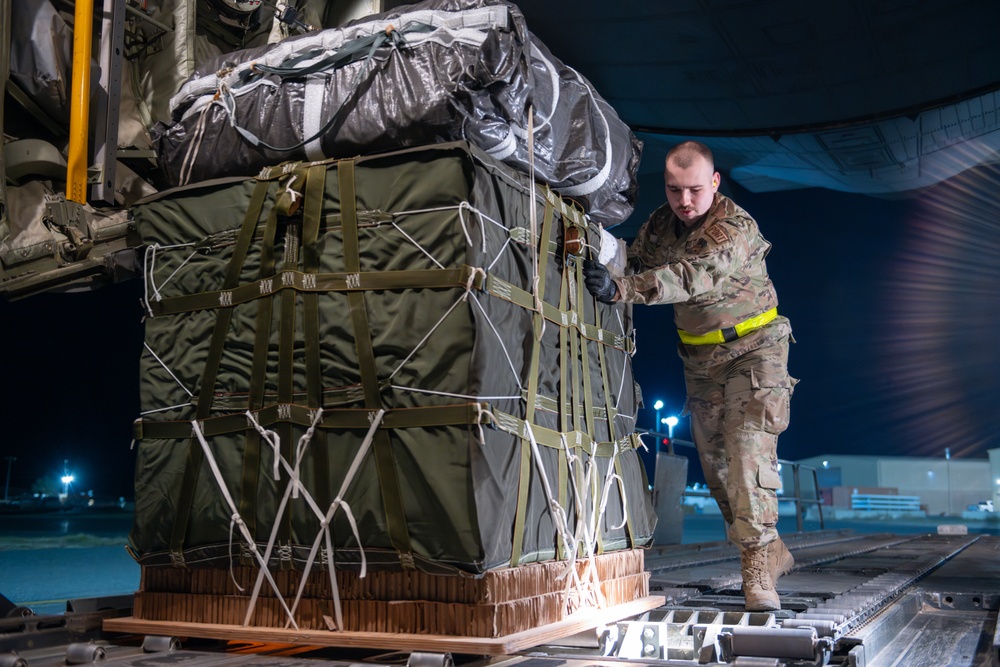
[9,0,73,125]
[152,0,641,227]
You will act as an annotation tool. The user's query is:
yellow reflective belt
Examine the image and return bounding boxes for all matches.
[677,307,778,345]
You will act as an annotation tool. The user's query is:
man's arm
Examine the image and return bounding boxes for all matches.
[614,226,751,305]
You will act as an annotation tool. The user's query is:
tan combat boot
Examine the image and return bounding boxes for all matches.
[767,537,795,585]
[741,546,781,611]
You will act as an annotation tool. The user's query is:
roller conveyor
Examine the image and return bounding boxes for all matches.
[2,531,998,667]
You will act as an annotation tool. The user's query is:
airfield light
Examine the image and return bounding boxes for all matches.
[653,400,664,430]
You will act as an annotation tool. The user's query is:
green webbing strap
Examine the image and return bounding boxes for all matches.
[509,194,555,566]
[303,165,324,406]
[136,403,490,439]
[592,268,636,548]
[339,160,415,568]
[483,274,633,354]
[570,254,599,554]
[147,267,481,316]
[302,164,330,508]
[275,200,300,556]
[169,179,272,561]
[556,228,571,559]
[490,409,637,458]
[240,193,282,548]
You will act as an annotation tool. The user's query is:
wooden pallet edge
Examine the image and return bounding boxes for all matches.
[103,595,665,656]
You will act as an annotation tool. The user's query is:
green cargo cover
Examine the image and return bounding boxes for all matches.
[130,141,655,575]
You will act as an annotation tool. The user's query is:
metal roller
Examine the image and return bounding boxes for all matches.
[142,635,181,652]
[406,652,454,667]
[729,626,820,660]
[782,618,837,637]
[795,613,847,624]
[0,654,28,667]
[732,658,781,666]
[65,642,106,664]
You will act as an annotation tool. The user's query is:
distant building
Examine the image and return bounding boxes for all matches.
[788,454,993,516]
[990,449,1000,511]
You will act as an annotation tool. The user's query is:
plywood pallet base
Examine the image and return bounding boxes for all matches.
[103,595,665,655]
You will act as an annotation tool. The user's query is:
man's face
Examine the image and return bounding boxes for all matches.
[664,155,720,226]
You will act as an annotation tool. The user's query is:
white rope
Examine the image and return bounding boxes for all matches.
[246,410,282,481]
[244,408,371,631]
[384,267,496,385]
[523,423,574,558]
[178,102,212,186]
[474,402,496,447]
[391,222,446,269]
[389,385,520,402]
[468,293,523,392]
[292,408,324,499]
[597,446,629,532]
[242,410,331,627]
[385,295,466,382]
[486,238,512,272]
[139,403,193,416]
[458,202,488,253]
[288,409,383,630]
[523,423,600,607]
[464,266,487,298]
[190,420,300,629]
[142,242,198,316]
[143,342,194,398]
[615,312,628,406]
[392,203,507,232]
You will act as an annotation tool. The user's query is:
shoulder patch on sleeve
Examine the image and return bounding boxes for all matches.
[706,223,731,245]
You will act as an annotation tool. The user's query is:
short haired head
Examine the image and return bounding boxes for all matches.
[663,141,720,225]
[666,141,714,171]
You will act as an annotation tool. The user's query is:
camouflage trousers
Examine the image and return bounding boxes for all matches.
[681,331,794,550]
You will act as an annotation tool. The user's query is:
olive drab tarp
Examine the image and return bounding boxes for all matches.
[129,141,655,575]
[152,0,641,228]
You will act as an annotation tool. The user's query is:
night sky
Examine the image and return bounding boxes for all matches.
[2,162,999,499]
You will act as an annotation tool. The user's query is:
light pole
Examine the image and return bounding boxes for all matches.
[653,400,664,431]
[61,459,74,497]
[663,415,679,439]
[3,456,14,501]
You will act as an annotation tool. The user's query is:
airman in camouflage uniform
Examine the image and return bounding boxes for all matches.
[583,141,797,611]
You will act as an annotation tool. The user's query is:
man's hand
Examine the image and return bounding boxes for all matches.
[583,259,618,303]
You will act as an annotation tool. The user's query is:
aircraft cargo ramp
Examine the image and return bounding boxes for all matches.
[2,530,998,667]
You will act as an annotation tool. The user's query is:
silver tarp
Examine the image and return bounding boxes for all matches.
[152,0,641,227]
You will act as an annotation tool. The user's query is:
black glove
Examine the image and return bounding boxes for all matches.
[583,259,618,304]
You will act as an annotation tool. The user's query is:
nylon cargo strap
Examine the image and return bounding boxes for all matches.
[482,273,633,354]
[571,253,600,554]
[338,159,416,569]
[591,267,636,548]
[239,182,283,549]
[169,179,273,562]
[144,267,481,315]
[135,403,491,440]
[491,408,641,459]
[556,237,570,559]
[510,189,555,566]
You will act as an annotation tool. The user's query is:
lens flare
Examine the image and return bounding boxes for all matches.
[879,160,1000,457]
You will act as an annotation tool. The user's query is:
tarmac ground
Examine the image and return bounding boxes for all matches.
[2,508,997,616]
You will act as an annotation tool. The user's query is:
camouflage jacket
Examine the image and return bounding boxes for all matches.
[615,193,779,336]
